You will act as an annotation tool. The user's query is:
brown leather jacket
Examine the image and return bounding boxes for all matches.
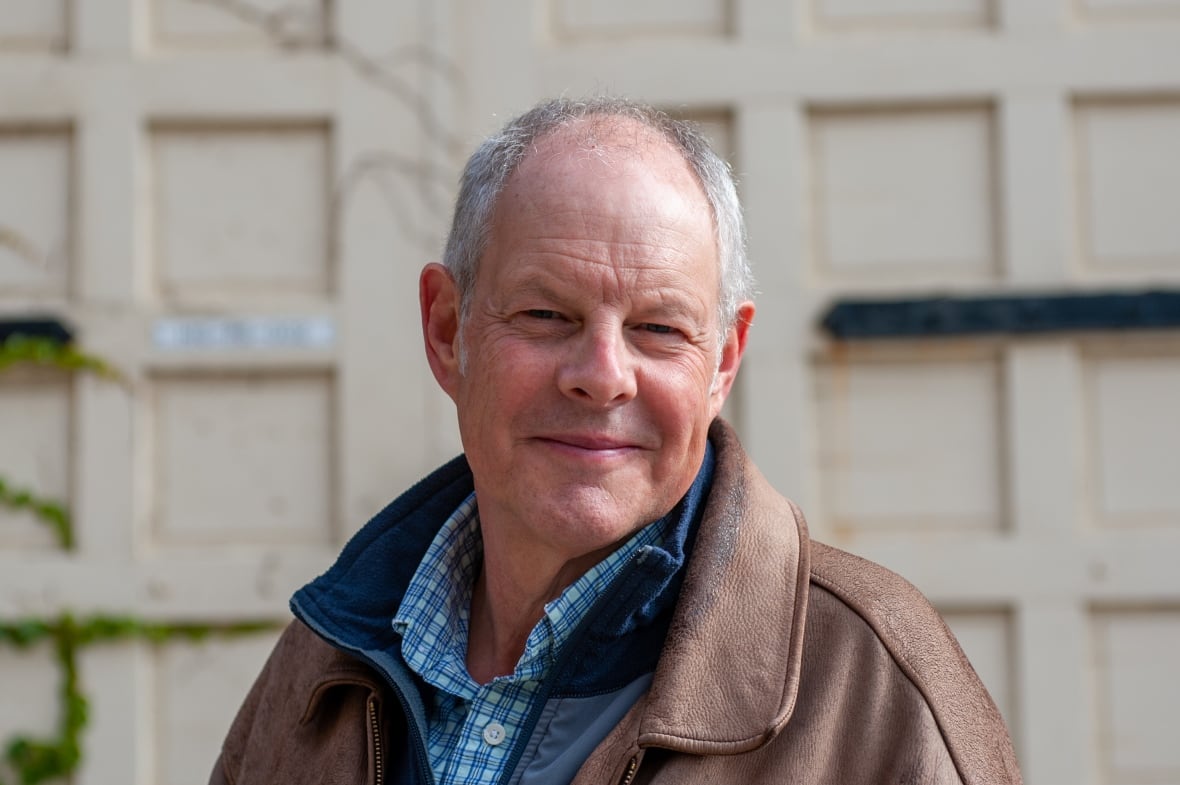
[211,421,1022,784]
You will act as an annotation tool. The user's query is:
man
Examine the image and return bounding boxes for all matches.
[211,97,1022,784]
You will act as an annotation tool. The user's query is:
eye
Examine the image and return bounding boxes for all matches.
[640,323,676,334]
[524,309,561,320]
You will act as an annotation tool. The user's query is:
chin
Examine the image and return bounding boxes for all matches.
[552,498,665,548]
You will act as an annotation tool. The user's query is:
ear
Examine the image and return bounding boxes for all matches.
[709,301,755,417]
[420,263,463,399]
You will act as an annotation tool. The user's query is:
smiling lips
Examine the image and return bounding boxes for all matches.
[537,433,644,455]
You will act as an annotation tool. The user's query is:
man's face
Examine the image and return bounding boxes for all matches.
[423,123,751,567]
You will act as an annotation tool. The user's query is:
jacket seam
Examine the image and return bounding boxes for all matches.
[806,569,971,782]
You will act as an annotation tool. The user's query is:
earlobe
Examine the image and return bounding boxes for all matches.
[420,263,463,398]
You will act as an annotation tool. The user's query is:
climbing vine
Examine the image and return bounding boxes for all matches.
[2,1,460,780]
[0,615,275,785]
[0,335,123,550]
[0,335,120,380]
[0,335,122,551]
[0,480,71,552]
[0,334,278,785]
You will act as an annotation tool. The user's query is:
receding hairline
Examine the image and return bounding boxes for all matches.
[521,111,689,161]
[496,115,717,222]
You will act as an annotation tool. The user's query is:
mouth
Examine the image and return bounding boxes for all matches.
[535,433,643,455]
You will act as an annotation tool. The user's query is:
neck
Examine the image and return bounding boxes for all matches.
[465,540,614,684]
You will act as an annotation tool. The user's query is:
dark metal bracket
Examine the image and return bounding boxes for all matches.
[0,317,74,344]
[821,290,1180,339]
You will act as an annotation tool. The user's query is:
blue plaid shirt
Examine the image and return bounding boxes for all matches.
[392,493,663,785]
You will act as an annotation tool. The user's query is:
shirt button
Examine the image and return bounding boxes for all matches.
[482,722,506,746]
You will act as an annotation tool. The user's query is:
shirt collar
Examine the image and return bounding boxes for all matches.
[393,492,665,698]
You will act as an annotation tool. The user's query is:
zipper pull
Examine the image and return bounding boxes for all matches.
[618,754,640,785]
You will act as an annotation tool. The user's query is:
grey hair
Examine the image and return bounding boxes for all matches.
[441,96,754,334]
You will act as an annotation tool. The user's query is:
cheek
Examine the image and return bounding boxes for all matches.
[460,345,554,419]
[657,357,720,407]
[644,370,717,439]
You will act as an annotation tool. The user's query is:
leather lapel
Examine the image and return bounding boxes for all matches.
[633,419,810,753]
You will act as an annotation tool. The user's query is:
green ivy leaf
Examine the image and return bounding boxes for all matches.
[0,479,74,551]
[0,336,122,383]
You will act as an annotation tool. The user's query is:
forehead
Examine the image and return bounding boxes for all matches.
[474,123,723,330]
[510,117,706,203]
[489,118,717,261]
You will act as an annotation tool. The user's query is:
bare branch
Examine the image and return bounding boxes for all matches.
[330,151,454,256]
[0,227,48,269]
[190,0,466,155]
[186,0,324,48]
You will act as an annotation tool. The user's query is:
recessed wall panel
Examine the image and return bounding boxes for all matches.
[1092,609,1180,783]
[0,643,59,750]
[152,374,334,545]
[155,631,281,785]
[0,0,68,50]
[1088,354,1180,527]
[0,129,72,297]
[816,358,1004,534]
[553,0,730,38]
[814,0,993,30]
[1077,99,1180,272]
[152,0,327,49]
[1079,0,1180,18]
[151,124,330,301]
[0,370,71,549]
[810,106,998,282]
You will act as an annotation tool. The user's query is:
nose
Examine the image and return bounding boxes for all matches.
[557,322,637,407]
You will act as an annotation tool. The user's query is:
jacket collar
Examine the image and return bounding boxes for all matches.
[630,419,810,754]
[291,453,475,661]
[290,419,809,753]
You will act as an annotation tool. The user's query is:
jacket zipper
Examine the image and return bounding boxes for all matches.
[291,606,433,784]
[368,696,384,785]
[618,754,640,785]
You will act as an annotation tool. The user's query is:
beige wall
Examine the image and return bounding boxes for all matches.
[1,1,1179,783]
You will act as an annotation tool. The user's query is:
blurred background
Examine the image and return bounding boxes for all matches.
[1,1,1179,783]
